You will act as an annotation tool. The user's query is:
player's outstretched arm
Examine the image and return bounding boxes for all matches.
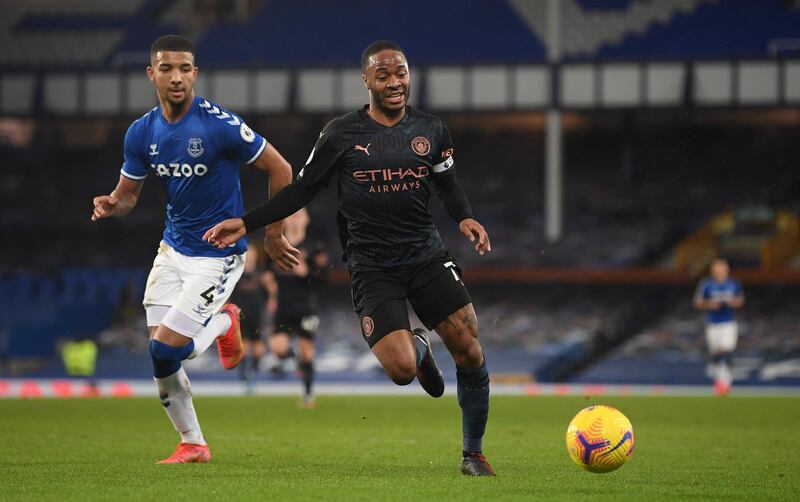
[203,182,313,248]
[252,143,301,271]
[91,175,143,221]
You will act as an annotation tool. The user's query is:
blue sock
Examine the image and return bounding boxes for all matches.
[456,360,490,455]
[149,339,195,379]
[413,336,429,369]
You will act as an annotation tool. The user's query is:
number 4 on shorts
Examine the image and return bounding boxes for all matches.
[201,286,215,306]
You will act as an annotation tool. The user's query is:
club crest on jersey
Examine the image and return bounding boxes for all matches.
[411,136,430,156]
[149,144,159,156]
[240,123,255,143]
[187,138,204,158]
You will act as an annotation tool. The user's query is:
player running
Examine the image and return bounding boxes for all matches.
[693,258,745,396]
[262,208,329,409]
[91,35,299,463]
[204,40,495,476]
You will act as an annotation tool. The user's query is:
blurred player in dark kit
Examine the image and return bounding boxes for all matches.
[228,241,271,393]
[262,208,329,408]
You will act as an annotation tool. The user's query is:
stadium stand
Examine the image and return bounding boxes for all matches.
[2,0,800,69]
[2,1,799,389]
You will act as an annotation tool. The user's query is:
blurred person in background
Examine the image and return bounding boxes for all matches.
[91,34,299,464]
[693,258,745,396]
[228,240,271,394]
[204,40,495,476]
[262,208,329,409]
[61,337,99,397]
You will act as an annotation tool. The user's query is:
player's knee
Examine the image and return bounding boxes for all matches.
[149,339,194,379]
[454,339,484,369]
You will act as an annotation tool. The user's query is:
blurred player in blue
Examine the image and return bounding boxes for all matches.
[91,34,300,463]
[693,258,745,396]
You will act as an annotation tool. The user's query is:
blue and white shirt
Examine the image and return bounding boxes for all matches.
[121,96,267,257]
[694,277,743,324]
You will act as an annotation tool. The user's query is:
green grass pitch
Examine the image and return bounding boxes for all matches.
[1,395,798,501]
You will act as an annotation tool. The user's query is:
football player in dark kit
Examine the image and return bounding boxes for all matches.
[205,40,495,476]
[262,208,329,408]
[229,241,270,393]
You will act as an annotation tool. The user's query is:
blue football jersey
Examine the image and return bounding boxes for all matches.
[120,96,267,257]
[694,277,743,324]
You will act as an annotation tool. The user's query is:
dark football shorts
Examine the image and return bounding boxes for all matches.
[350,250,472,348]
[271,311,319,340]
[240,314,263,342]
[237,302,265,342]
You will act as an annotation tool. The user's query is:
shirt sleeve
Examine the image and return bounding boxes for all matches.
[120,121,148,180]
[432,121,455,174]
[733,280,744,297]
[296,121,342,194]
[216,111,268,164]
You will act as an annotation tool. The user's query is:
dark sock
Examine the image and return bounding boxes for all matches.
[456,360,490,454]
[413,335,429,369]
[299,360,314,396]
[239,354,251,381]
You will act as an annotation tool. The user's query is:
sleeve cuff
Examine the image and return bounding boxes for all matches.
[120,168,147,180]
[246,138,268,164]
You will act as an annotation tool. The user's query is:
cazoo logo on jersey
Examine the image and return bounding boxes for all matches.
[151,163,209,178]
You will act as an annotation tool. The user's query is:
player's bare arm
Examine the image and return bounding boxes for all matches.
[693,297,721,310]
[726,295,745,309]
[251,143,301,271]
[91,175,144,221]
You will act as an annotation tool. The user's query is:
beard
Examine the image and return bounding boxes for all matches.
[370,85,410,116]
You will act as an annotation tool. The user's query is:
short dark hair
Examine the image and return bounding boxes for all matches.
[150,34,195,60]
[361,40,406,71]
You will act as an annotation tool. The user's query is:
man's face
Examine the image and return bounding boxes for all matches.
[711,260,729,281]
[363,49,410,113]
[147,50,197,108]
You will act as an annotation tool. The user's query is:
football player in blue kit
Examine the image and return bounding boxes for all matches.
[91,35,300,463]
[693,259,745,396]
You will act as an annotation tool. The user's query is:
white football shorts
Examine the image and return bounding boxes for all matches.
[143,240,245,327]
[705,321,738,354]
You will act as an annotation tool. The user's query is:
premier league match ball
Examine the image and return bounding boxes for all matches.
[566,405,635,473]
